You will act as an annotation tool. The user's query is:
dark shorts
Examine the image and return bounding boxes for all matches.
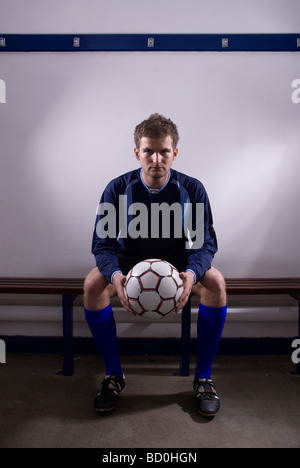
[117,253,189,276]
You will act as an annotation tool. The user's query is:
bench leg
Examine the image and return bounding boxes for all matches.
[61,294,74,376]
[175,297,191,376]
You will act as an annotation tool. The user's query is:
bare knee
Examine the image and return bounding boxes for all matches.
[208,270,226,297]
[83,268,114,310]
[197,267,227,307]
[84,268,106,296]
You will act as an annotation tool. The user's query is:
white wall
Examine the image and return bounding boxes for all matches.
[0,0,299,338]
[1,0,300,34]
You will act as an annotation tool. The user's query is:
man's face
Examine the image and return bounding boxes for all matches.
[134,136,178,188]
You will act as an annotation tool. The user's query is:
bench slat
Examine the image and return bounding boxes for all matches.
[0,278,84,295]
[226,278,300,295]
[0,277,299,295]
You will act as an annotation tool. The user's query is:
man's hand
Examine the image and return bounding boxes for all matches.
[175,271,195,313]
[112,272,136,316]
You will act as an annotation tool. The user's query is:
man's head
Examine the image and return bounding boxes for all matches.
[134,114,179,189]
[134,113,179,150]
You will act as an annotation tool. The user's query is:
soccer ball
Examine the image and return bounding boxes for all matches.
[124,259,184,319]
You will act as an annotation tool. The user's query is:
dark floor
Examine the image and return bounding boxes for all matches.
[0,353,300,448]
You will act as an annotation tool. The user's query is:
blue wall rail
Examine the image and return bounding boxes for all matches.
[0,34,299,52]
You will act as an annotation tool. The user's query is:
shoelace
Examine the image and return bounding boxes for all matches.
[195,379,218,401]
[99,376,122,396]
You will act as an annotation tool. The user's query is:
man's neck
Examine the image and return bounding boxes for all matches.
[140,170,170,191]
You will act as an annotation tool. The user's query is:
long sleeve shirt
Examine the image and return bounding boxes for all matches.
[91,168,218,283]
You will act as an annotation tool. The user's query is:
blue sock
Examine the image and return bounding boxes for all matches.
[84,304,123,378]
[195,303,227,379]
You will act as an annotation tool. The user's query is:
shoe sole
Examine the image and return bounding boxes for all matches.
[95,406,116,413]
[198,410,217,417]
[94,387,125,413]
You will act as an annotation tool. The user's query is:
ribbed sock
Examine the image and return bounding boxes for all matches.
[195,303,227,379]
[84,304,123,378]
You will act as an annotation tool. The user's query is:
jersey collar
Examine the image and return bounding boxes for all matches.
[138,168,172,194]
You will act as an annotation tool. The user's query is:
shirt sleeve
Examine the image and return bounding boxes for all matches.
[91,181,123,283]
[184,182,218,283]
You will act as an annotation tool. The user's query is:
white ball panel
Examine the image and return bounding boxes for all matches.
[158,298,175,314]
[158,276,177,298]
[125,276,141,298]
[128,298,144,314]
[140,270,160,289]
[150,260,172,276]
[131,261,151,276]
[139,290,161,311]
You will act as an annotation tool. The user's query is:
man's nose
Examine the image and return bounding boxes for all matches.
[152,152,162,163]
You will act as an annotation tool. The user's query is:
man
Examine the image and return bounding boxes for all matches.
[84,113,227,417]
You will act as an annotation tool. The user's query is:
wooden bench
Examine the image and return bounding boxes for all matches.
[0,277,300,376]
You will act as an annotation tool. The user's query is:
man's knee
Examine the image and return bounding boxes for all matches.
[211,270,226,295]
[201,268,226,297]
[83,268,108,298]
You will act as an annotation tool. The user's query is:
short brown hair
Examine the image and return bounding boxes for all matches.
[134,113,179,149]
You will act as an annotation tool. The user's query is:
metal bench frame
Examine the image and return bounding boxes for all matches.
[0,277,300,376]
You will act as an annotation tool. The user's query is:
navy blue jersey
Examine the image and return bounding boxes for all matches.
[91,168,218,283]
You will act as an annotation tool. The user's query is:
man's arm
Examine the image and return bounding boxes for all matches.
[91,181,123,283]
[185,183,218,283]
